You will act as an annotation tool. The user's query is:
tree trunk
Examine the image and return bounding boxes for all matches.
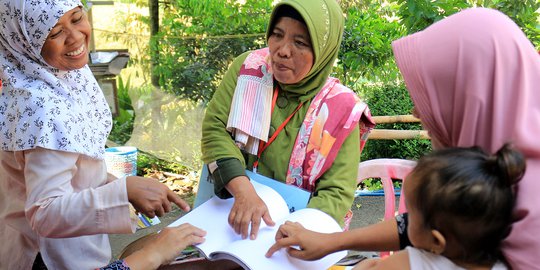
[149,0,159,87]
[148,0,163,146]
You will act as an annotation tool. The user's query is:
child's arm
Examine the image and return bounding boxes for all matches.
[352,250,410,270]
[335,218,401,251]
[266,219,401,260]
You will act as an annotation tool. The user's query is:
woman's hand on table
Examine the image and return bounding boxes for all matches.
[226,176,275,240]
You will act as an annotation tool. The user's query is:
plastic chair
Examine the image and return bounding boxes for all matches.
[357,158,416,257]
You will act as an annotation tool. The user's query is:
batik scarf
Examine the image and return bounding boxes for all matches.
[393,8,540,269]
[0,0,112,159]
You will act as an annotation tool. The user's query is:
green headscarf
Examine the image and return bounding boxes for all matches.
[266,0,344,101]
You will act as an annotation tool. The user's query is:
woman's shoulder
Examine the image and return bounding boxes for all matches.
[226,50,262,77]
[324,78,362,105]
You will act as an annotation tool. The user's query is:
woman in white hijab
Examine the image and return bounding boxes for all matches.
[0,1,204,269]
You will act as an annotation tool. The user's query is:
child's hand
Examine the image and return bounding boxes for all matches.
[126,176,191,217]
[265,221,333,260]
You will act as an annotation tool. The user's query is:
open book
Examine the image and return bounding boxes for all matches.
[168,180,347,270]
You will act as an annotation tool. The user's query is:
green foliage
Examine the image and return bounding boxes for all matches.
[137,150,191,176]
[361,178,383,191]
[153,0,273,103]
[360,84,432,161]
[110,0,538,103]
[337,1,406,87]
[103,0,538,169]
[95,3,153,86]
[395,0,470,33]
[117,76,134,111]
[115,0,147,6]
[395,0,540,47]
[491,0,540,47]
[108,76,135,145]
[359,178,403,191]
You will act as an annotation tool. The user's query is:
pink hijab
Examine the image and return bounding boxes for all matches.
[392,8,540,268]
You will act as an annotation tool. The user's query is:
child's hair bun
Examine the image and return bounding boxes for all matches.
[487,143,526,186]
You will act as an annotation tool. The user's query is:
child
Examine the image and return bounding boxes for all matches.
[268,144,524,269]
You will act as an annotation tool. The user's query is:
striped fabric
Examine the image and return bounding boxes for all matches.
[226,48,274,155]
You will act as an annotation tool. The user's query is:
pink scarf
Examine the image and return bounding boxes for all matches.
[393,8,540,268]
[286,77,373,192]
[228,48,374,192]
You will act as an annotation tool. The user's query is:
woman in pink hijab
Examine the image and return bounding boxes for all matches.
[264,7,539,269]
[392,7,540,268]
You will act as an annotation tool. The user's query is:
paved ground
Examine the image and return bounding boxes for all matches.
[109,195,391,260]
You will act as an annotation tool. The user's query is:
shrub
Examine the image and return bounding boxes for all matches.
[109,76,135,145]
[360,84,432,161]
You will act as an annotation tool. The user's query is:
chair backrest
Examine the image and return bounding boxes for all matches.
[357,158,416,258]
[357,158,416,220]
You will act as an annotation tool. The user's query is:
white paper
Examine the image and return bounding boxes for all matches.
[168,181,347,270]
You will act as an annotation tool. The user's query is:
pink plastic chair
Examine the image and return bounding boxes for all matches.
[357,158,417,257]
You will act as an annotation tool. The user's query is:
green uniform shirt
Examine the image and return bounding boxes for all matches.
[201,52,360,226]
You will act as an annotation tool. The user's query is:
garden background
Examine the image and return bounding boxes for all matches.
[88,0,539,199]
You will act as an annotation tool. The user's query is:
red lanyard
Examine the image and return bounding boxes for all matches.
[253,86,304,172]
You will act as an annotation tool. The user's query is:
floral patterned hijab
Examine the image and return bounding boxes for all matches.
[0,0,112,159]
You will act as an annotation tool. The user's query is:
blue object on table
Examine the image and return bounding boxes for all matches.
[245,170,310,213]
[193,164,213,208]
[355,189,401,197]
[193,166,311,213]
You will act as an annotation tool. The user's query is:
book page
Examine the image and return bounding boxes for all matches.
[167,181,290,257]
[211,208,348,270]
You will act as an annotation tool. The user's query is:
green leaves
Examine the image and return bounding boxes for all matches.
[109,76,135,145]
[153,0,273,103]
[394,0,540,48]
[492,0,540,47]
[360,84,432,161]
[395,0,470,34]
[337,2,405,87]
